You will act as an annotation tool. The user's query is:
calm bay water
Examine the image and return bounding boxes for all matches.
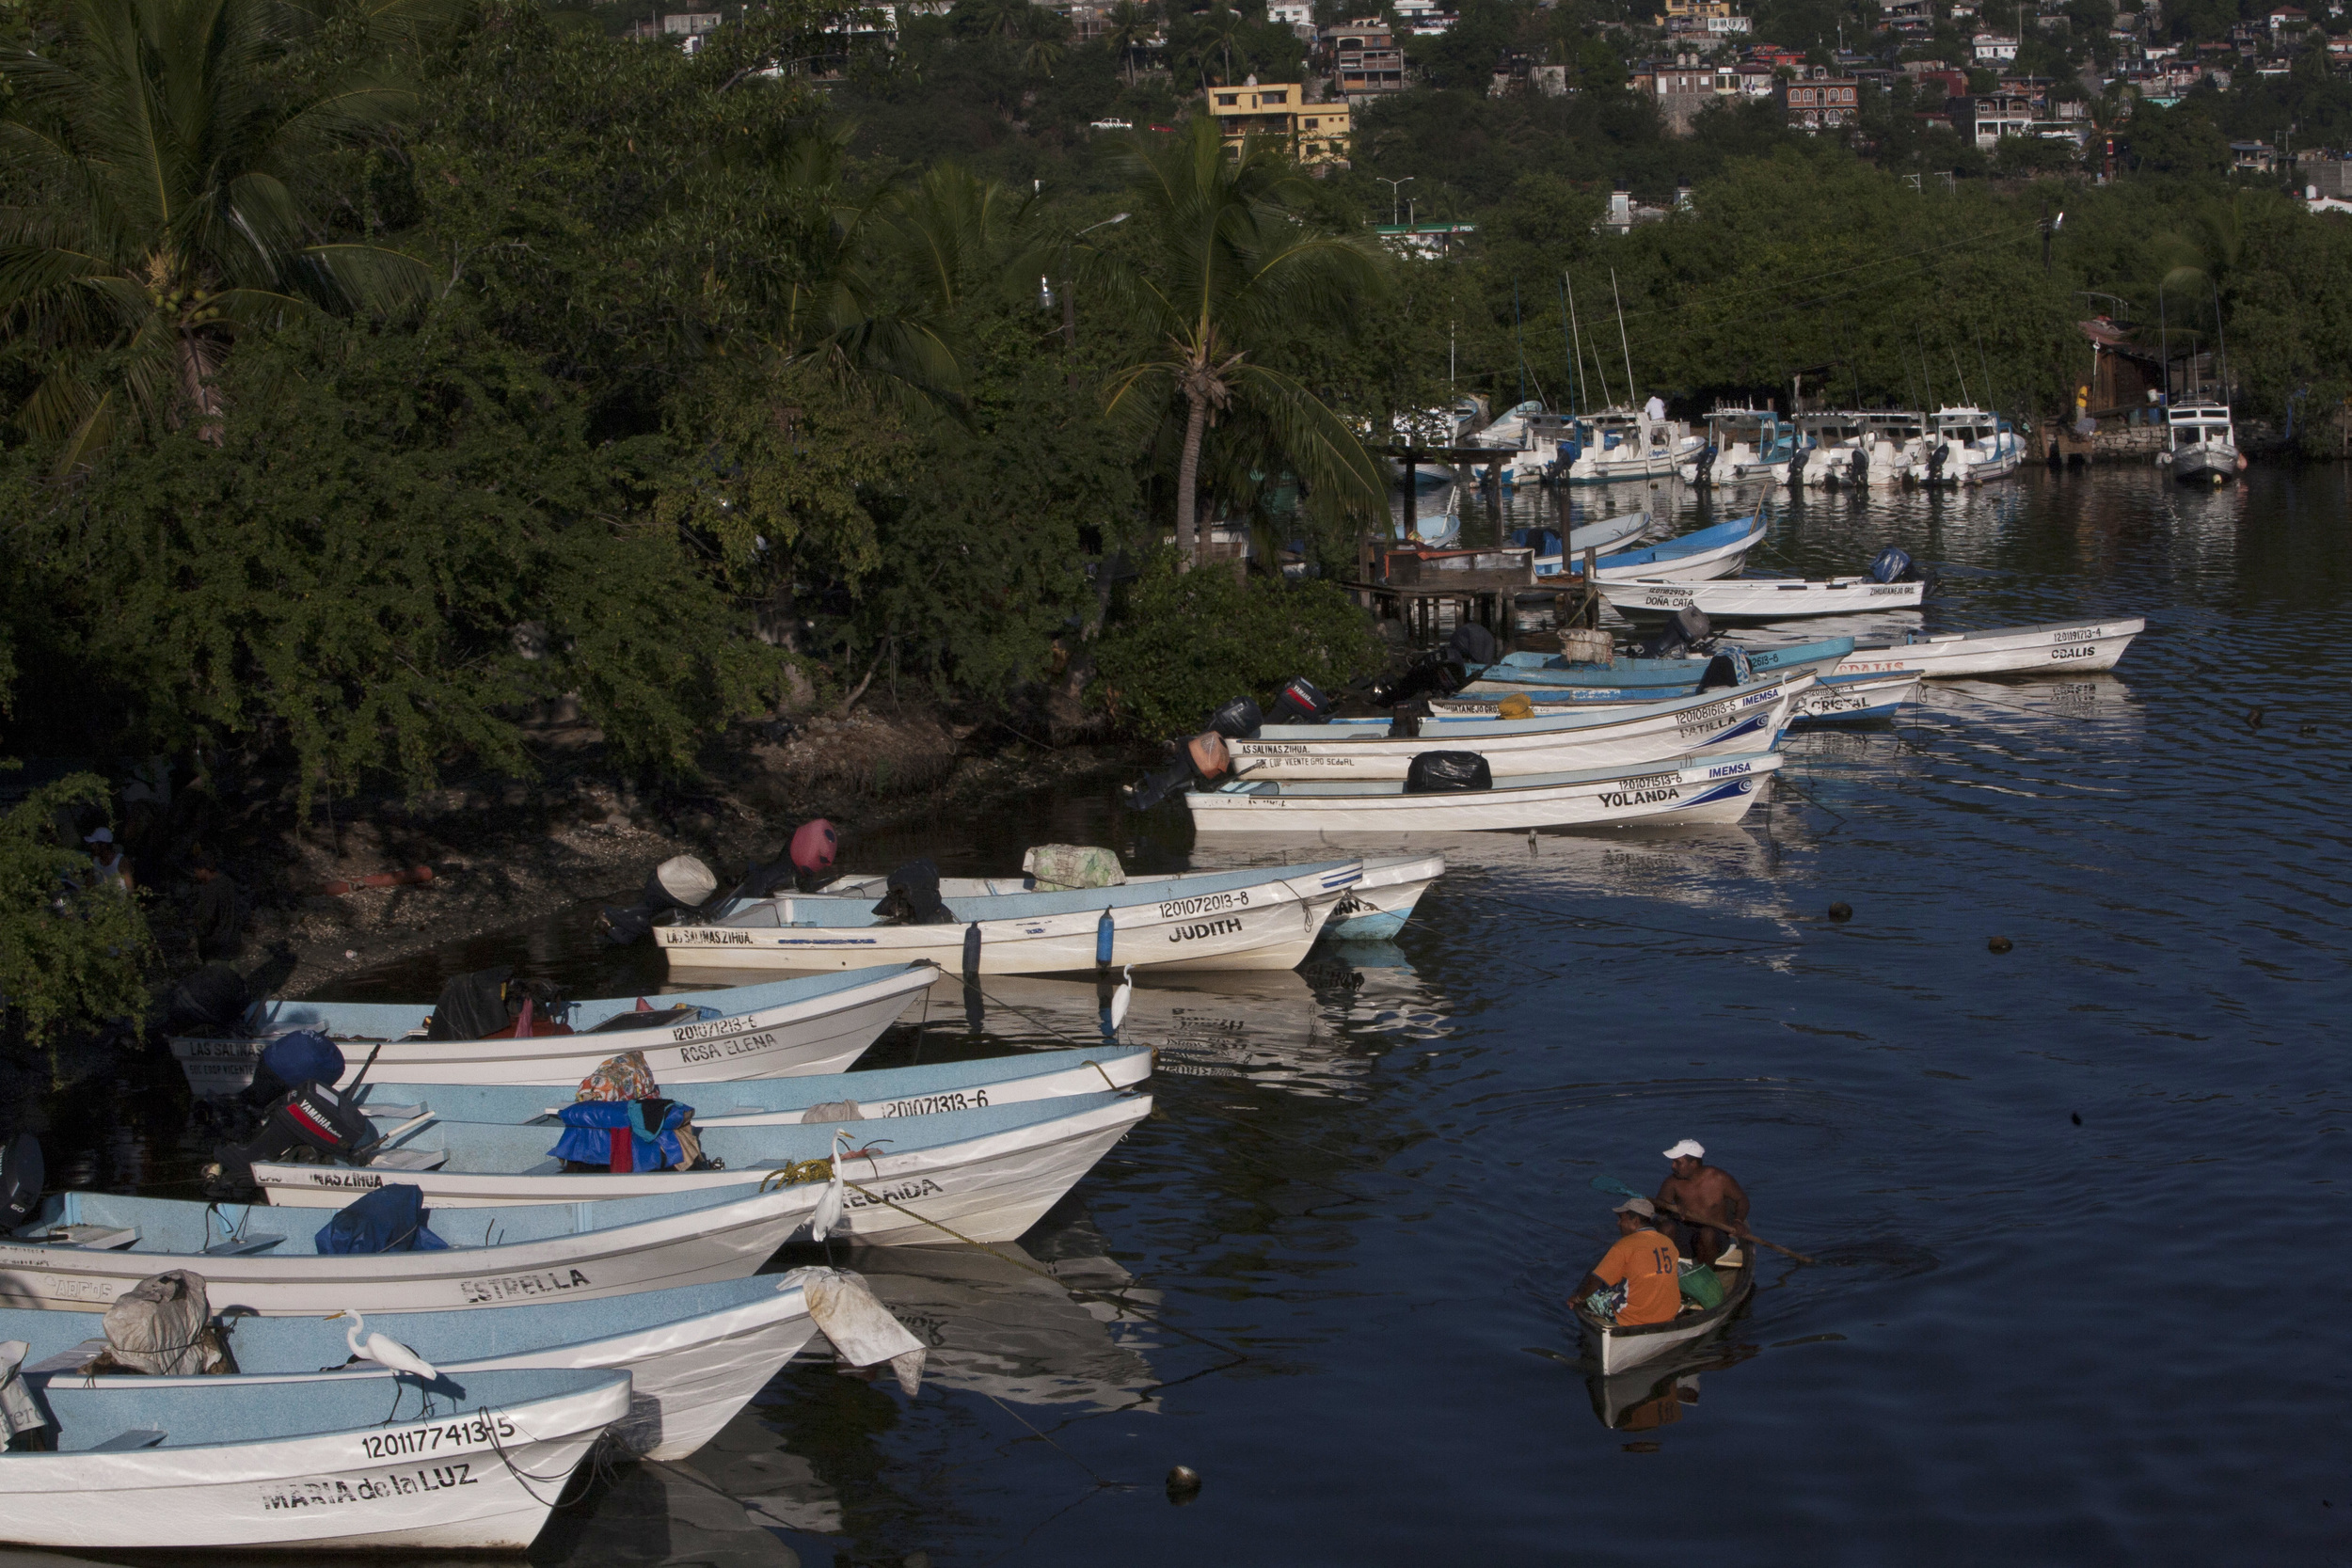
[14,465,2351,1567]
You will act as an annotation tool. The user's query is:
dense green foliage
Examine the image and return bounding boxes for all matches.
[0,776,154,1046]
[1092,553,1383,736]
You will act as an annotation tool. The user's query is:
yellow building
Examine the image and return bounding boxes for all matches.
[1203,80,1353,166]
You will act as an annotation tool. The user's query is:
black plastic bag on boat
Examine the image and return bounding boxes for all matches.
[426,966,516,1041]
[1404,752,1493,794]
[873,860,956,925]
[1446,624,1501,668]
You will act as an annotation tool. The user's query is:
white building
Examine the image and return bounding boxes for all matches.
[1973,32,2020,61]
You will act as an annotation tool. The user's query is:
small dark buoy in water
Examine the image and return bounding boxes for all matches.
[2244,705,2265,730]
[1828,902,1852,922]
[1988,935,2014,954]
[2301,723,2319,736]
[1167,1465,1201,1502]
[2071,1112,2082,1125]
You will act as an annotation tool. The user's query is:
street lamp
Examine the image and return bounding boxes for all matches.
[1376,175,1415,228]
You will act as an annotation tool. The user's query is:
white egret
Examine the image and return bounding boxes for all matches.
[1107,964,1134,1035]
[327,1309,437,1380]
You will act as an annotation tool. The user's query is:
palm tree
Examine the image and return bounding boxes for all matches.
[0,0,435,472]
[1095,118,1388,567]
[1105,0,1152,85]
[1202,2,1244,86]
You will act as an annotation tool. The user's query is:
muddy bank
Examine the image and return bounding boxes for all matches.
[136,705,1129,1005]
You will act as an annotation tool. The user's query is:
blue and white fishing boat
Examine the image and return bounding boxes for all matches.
[249,1091,1152,1222]
[342,1044,1155,1130]
[1788,671,1921,725]
[1226,673,1811,781]
[658,860,1363,974]
[0,1274,832,1463]
[1924,405,2022,485]
[6,1180,833,1316]
[1583,515,1768,583]
[0,1363,629,1551]
[1511,511,1653,577]
[1681,408,1801,485]
[1185,751,1785,835]
[170,963,939,1097]
[1556,409,1706,485]
[1449,637,1853,704]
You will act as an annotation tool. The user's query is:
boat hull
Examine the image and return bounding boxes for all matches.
[2171,445,2238,483]
[0,1369,628,1551]
[169,964,937,1095]
[1830,617,2143,679]
[1322,851,1447,939]
[1185,752,1782,835]
[1602,577,1927,623]
[1579,1264,1754,1375]
[1788,672,1920,725]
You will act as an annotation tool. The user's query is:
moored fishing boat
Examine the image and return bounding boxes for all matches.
[247,1090,1152,1219]
[1581,515,1769,584]
[1227,673,1810,781]
[1600,572,1926,623]
[657,860,1361,974]
[0,1273,832,1463]
[2161,398,2241,483]
[170,964,938,1097]
[340,1044,1155,1130]
[1557,408,1706,485]
[1923,405,2023,485]
[1819,616,2144,678]
[1184,752,1783,835]
[4,1180,828,1315]
[1680,407,1798,486]
[1511,510,1653,577]
[1788,671,1921,725]
[0,1364,630,1551]
[1577,1260,1755,1375]
[1450,636,1854,701]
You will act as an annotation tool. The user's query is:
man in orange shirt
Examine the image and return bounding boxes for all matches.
[1573,1197,1684,1327]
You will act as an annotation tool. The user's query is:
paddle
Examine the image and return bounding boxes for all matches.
[1590,1176,1816,1266]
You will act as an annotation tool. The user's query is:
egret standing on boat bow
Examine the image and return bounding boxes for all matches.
[1573,1197,1683,1328]
[1657,1139,1750,1268]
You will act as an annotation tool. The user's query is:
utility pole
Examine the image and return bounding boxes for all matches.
[1377,175,1415,228]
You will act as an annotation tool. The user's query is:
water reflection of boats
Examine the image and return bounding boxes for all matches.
[1586,1337,1757,1432]
[825,1229,1161,1413]
[538,1451,809,1566]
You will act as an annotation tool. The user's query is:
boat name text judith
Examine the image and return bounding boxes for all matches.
[678,1030,783,1065]
[461,1267,594,1304]
[1170,917,1246,942]
[262,1465,477,1512]
[358,1414,517,1462]
[1157,892,1249,918]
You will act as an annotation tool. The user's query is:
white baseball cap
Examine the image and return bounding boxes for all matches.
[1662,1139,1705,1161]
[84,827,114,845]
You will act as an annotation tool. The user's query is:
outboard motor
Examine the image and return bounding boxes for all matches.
[1204,696,1263,739]
[872,860,958,925]
[1692,443,1717,487]
[1868,546,1914,583]
[1268,677,1334,726]
[1125,730,1234,810]
[1446,624,1501,669]
[1787,444,1810,489]
[1849,447,1868,488]
[0,1133,42,1229]
[1633,607,1713,660]
[1926,441,1951,486]
[205,1040,379,1202]
[1369,651,1469,707]
[1387,700,1430,738]
[596,854,721,945]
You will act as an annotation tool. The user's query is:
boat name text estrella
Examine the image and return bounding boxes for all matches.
[679,1029,780,1065]
[1170,916,1245,942]
[1157,892,1248,918]
[460,1267,593,1304]
[260,1464,477,1510]
[1706,761,1753,778]
[844,1177,945,1211]
[305,1170,383,1189]
[358,1414,516,1462]
[882,1088,990,1117]
[670,929,755,945]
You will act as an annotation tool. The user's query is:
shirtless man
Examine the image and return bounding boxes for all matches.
[1656,1139,1750,1267]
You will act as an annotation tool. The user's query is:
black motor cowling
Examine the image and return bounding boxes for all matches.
[1388,701,1430,738]
[1868,546,1927,583]
[1635,607,1713,661]
[1849,447,1868,487]
[873,859,958,925]
[1787,445,1811,488]
[1268,677,1333,726]
[206,1080,376,1201]
[0,1133,42,1229]
[1126,731,1235,810]
[1692,443,1718,486]
[1369,652,1469,707]
[1205,696,1263,739]
[423,966,563,1042]
[1927,442,1950,484]
[167,962,253,1037]
[1404,752,1492,794]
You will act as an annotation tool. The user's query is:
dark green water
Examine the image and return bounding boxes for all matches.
[13,463,2350,1567]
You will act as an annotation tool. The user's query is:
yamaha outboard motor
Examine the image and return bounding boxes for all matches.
[1634,607,1713,661]
[597,854,721,945]
[0,1133,42,1229]
[1926,442,1950,486]
[1267,677,1334,726]
[1204,696,1263,739]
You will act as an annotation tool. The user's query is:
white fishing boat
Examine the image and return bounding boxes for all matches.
[1797,411,1926,488]
[2160,399,2241,483]
[1681,407,1799,486]
[1577,1260,1754,1375]
[1788,671,1921,724]
[0,1274,833,1463]
[1925,405,2023,485]
[5,1181,828,1315]
[248,1091,1152,1221]
[342,1043,1155,1130]
[1557,409,1707,485]
[170,964,939,1096]
[1513,511,1653,577]
[657,861,1361,974]
[0,1364,629,1551]
[1600,575,1926,623]
[1586,515,1769,584]
[1227,673,1810,780]
[1823,617,2144,678]
[1184,751,1783,835]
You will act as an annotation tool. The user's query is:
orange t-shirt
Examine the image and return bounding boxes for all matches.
[1592,1227,1683,1326]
